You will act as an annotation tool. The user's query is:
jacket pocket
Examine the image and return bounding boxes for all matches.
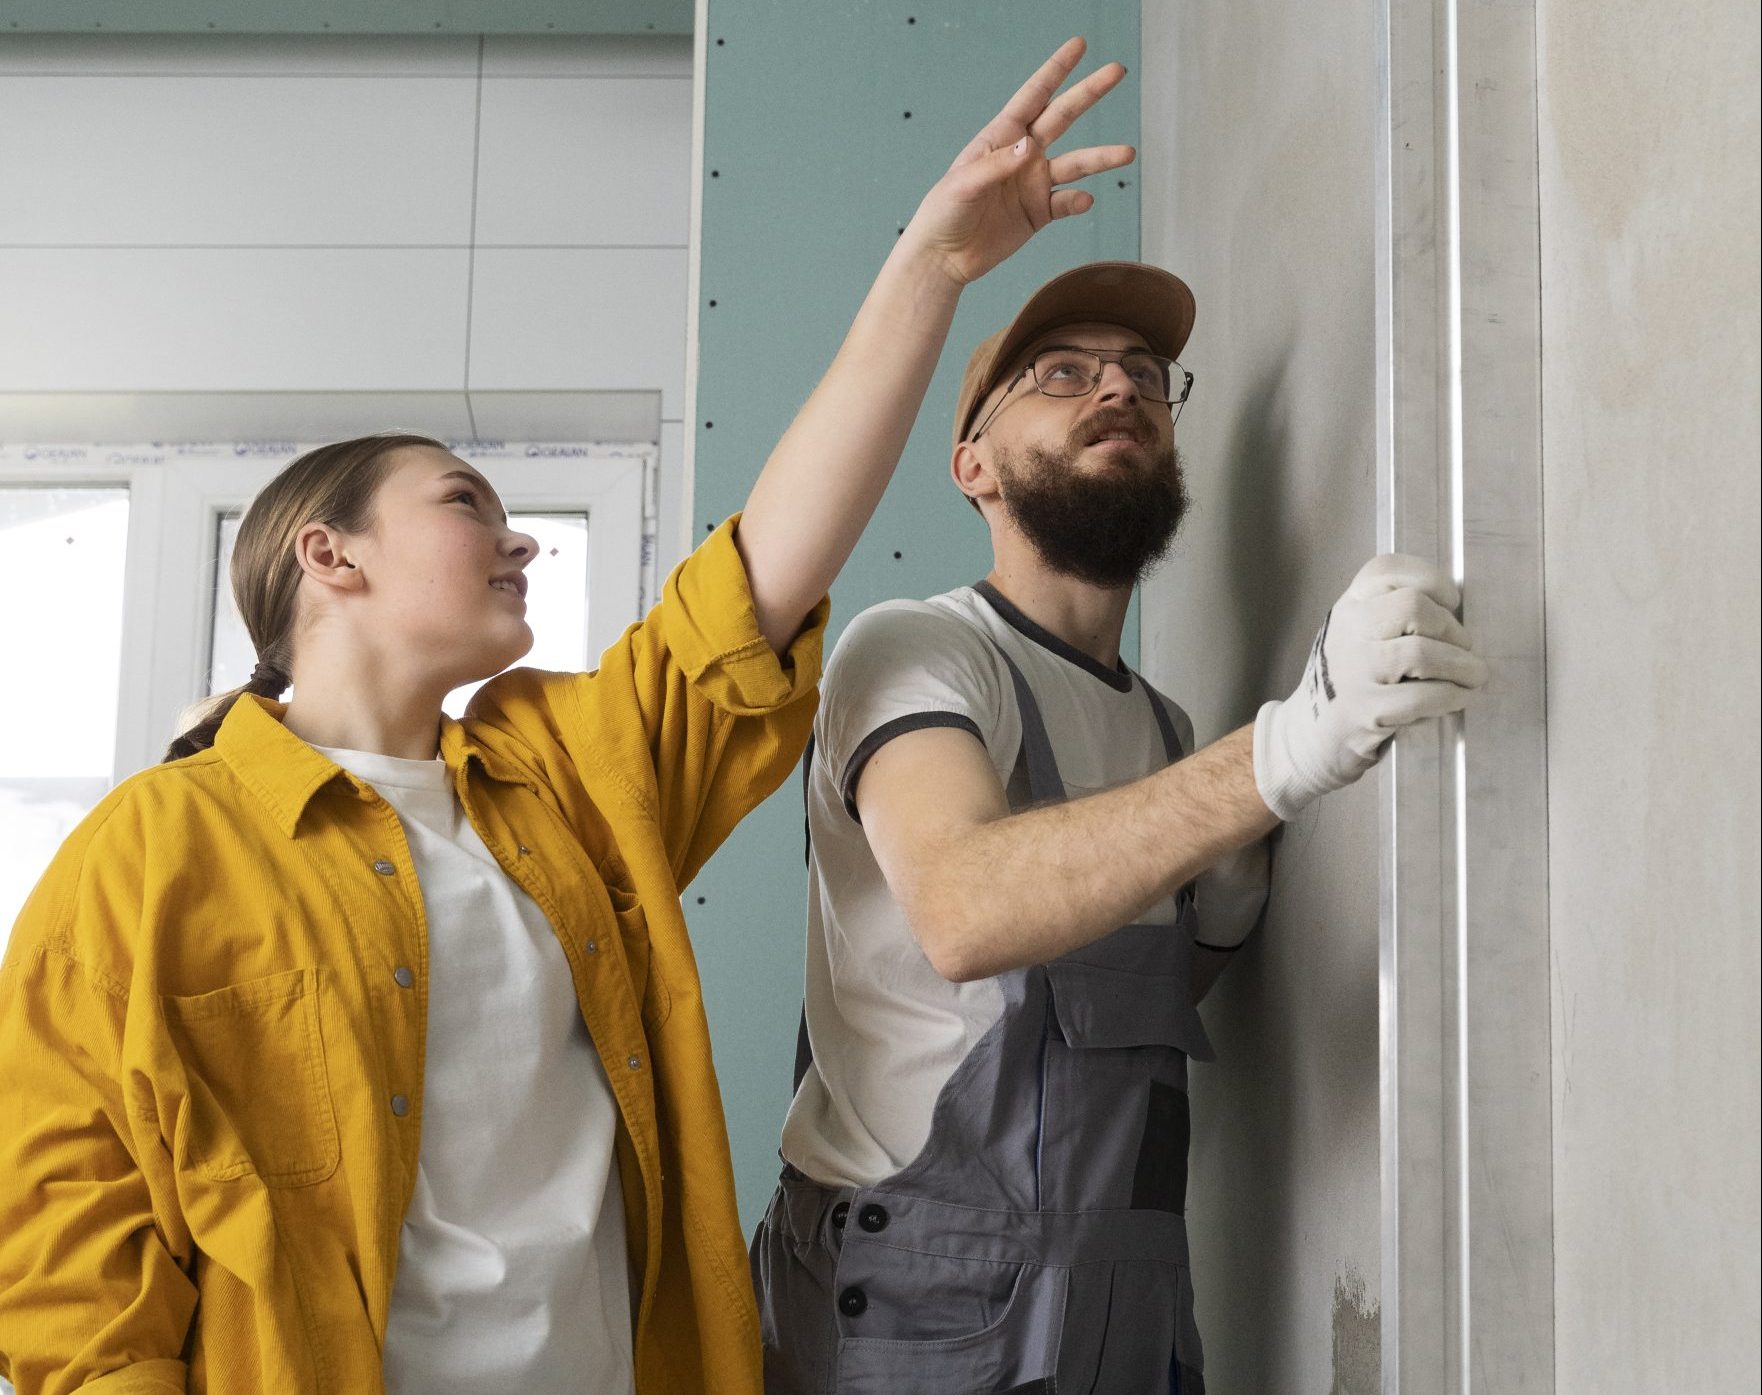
[604,878,671,1030]
[161,966,341,1186]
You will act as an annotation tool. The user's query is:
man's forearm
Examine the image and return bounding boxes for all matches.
[912,724,1279,981]
[737,241,964,651]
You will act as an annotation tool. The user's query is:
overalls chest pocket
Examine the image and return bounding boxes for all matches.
[1038,955,1214,1214]
[161,966,340,1187]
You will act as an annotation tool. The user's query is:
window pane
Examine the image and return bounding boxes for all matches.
[0,488,129,948]
[209,511,592,719]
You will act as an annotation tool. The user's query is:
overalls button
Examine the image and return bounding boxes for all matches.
[389,1093,410,1117]
[372,859,396,876]
[858,1204,888,1232]
[837,1286,867,1317]
[393,966,414,988]
[830,1202,850,1230]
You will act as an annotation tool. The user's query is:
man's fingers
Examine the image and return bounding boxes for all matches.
[1358,588,1471,648]
[980,36,1087,146]
[1047,144,1137,187]
[1369,636,1489,689]
[1028,60,1128,147]
[1370,678,1479,729]
[1346,552,1461,611]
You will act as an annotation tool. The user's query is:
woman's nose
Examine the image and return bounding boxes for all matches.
[504,528,539,560]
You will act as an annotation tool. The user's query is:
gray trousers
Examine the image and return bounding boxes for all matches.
[752,1164,1205,1394]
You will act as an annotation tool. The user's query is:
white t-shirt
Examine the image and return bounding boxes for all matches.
[779,583,1270,1189]
[314,746,634,1395]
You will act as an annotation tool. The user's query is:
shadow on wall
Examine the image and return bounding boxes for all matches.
[1182,355,1385,1392]
[1216,358,1307,723]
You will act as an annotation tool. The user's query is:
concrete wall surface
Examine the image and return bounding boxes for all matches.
[1139,3,1384,1391]
[1142,0,1761,1388]
[1538,0,1761,1388]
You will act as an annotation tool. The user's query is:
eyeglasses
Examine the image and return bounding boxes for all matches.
[968,347,1195,441]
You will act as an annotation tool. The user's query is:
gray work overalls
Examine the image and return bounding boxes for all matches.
[754,641,1216,1395]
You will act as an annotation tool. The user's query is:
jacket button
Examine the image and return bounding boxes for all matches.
[858,1203,889,1233]
[390,1094,410,1117]
[517,844,531,856]
[830,1202,850,1230]
[838,1286,867,1318]
[393,966,414,989]
[627,1054,642,1071]
[372,859,396,876]
[586,939,599,955]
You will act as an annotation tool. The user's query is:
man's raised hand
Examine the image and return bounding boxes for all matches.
[902,37,1136,287]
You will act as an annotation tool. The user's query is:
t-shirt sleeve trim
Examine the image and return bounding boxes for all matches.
[839,711,984,824]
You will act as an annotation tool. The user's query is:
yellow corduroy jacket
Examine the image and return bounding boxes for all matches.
[0,516,826,1395]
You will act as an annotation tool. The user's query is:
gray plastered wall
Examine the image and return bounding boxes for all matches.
[1138,0,1386,1389]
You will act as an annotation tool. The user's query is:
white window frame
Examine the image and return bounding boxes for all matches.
[1,444,651,784]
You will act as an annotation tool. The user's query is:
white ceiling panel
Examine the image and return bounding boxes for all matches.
[481,34,691,78]
[0,248,470,391]
[0,34,481,76]
[467,247,687,415]
[474,75,691,247]
[0,74,478,245]
[0,391,477,443]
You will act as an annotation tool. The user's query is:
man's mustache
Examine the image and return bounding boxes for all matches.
[1069,406,1161,450]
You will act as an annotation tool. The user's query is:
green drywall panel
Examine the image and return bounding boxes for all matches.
[0,1,692,34]
[694,0,1141,1231]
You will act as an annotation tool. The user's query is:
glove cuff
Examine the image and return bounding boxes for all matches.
[1253,699,1313,823]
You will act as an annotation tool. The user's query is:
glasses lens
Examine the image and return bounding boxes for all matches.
[1120,351,1177,402]
[1031,348,1183,403]
[1031,349,1100,396]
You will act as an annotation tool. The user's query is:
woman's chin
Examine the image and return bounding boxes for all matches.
[436,635,533,692]
[486,627,536,673]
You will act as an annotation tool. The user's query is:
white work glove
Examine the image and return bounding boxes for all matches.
[1253,555,1489,821]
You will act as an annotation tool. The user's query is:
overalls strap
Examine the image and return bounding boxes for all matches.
[992,644,1067,805]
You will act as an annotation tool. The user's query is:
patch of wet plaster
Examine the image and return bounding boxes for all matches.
[1331,1265,1380,1394]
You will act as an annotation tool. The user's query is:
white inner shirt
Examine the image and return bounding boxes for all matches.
[315,745,634,1395]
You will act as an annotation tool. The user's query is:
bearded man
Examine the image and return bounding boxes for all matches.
[752,262,1487,1395]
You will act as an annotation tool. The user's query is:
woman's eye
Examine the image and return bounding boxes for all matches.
[450,491,476,506]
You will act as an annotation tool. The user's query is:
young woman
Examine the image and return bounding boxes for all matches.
[0,39,1133,1395]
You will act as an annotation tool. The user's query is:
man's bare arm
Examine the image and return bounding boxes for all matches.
[857,724,1277,983]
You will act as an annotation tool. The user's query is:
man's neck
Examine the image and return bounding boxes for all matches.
[982,537,1134,672]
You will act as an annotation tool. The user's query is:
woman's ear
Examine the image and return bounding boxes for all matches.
[294,522,364,592]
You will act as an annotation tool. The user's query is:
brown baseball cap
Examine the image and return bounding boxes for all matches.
[952,260,1197,450]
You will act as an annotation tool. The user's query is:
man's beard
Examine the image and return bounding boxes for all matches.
[992,415,1190,589]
